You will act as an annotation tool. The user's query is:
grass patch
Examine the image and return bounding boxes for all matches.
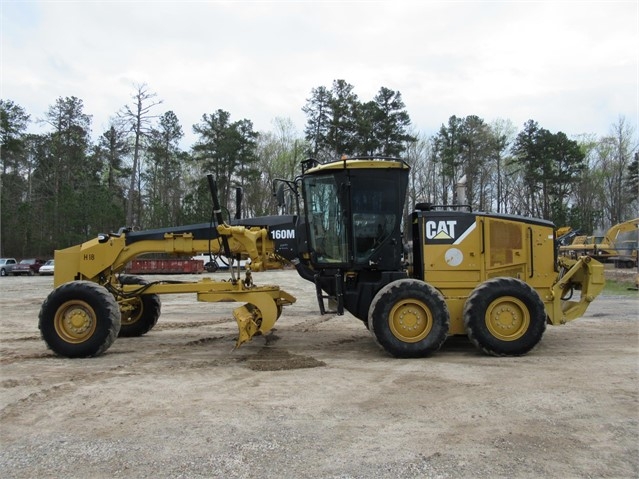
[602,278,638,296]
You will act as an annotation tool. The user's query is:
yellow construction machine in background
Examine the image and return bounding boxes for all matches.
[560,218,638,268]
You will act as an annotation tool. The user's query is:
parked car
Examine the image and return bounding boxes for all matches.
[0,258,17,276]
[11,258,46,276]
[38,259,54,275]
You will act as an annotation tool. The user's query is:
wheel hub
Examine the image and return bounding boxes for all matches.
[485,296,530,341]
[55,300,97,343]
[389,300,432,343]
[399,308,422,330]
[67,309,92,333]
[120,299,142,325]
[492,306,519,330]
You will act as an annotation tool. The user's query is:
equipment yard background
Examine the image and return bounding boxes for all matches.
[1,268,637,478]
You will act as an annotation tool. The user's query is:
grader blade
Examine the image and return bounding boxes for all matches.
[230,289,296,348]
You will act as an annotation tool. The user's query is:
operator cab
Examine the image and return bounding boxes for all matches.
[291,157,410,320]
[301,157,409,271]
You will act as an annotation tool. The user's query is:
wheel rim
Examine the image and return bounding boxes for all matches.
[388,298,433,343]
[54,300,97,343]
[120,298,142,326]
[484,295,530,341]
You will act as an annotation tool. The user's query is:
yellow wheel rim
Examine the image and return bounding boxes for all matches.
[120,298,142,326]
[54,300,97,344]
[485,296,530,341]
[389,298,433,343]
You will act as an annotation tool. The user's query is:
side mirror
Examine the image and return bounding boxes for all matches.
[235,187,243,220]
[276,183,285,208]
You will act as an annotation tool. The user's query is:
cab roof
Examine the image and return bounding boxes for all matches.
[302,156,410,174]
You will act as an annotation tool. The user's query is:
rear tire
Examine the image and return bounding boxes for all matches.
[117,275,161,337]
[368,279,449,358]
[39,281,121,357]
[464,277,546,356]
[204,261,219,273]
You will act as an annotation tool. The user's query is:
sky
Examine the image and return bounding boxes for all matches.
[1,0,637,148]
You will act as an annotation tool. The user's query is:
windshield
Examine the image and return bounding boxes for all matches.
[303,171,404,266]
[304,175,348,264]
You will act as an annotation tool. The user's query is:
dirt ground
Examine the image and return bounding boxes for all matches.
[0,268,637,479]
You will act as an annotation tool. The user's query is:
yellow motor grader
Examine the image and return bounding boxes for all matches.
[39,157,605,358]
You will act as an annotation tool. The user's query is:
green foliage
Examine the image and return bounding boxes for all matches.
[191,109,260,216]
[603,279,638,296]
[302,80,415,159]
[302,86,331,158]
[1,99,30,173]
[179,176,218,224]
[144,110,184,228]
[432,115,501,208]
[511,120,586,222]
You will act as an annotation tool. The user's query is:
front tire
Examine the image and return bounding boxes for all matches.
[117,275,161,337]
[39,281,121,357]
[464,277,547,356]
[368,279,449,358]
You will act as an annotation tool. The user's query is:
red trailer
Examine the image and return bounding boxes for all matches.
[125,259,204,274]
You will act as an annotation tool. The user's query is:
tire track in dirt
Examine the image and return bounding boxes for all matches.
[0,351,53,365]
[0,383,77,420]
[285,314,337,332]
[153,317,235,330]
[0,364,139,421]
[1,335,41,342]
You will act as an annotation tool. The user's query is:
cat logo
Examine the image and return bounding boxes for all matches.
[423,217,477,245]
[425,220,457,240]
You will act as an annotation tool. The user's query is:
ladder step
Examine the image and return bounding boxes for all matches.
[314,273,344,315]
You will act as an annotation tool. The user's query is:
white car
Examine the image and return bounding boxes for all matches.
[39,259,54,275]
